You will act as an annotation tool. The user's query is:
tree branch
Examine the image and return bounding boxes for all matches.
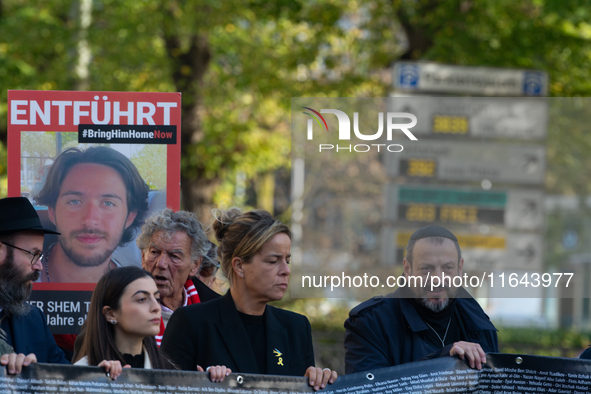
[160,1,213,212]
[394,0,449,60]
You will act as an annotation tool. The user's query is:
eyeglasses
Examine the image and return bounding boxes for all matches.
[1,242,43,266]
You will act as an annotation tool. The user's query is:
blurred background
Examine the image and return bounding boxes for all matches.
[2,0,591,372]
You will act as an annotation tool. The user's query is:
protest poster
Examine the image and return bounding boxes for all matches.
[7,90,181,334]
[2,353,591,394]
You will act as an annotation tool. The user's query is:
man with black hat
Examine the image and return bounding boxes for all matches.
[344,224,498,374]
[0,197,69,373]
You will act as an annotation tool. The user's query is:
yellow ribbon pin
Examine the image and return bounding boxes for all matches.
[273,348,284,366]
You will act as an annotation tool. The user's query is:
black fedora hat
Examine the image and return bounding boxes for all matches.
[0,197,60,235]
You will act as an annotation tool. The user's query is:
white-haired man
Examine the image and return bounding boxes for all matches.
[137,209,220,346]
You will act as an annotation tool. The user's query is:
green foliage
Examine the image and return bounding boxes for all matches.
[0,141,5,198]
[2,0,591,203]
[497,326,591,357]
[21,132,57,157]
[0,0,78,118]
[274,296,351,332]
[546,99,591,196]
[131,145,167,190]
[0,0,387,207]
[360,0,591,96]
[0,142,6,181]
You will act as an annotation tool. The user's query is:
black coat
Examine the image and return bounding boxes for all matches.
[344,287,498,374]
[161,291,314,376]
[191,277,222,303]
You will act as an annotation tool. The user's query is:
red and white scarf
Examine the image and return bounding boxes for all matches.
[156,279,201,346]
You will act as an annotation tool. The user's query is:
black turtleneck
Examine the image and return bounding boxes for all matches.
[122,352,145,368]
[237,310,267,373]
[403,287,468,350]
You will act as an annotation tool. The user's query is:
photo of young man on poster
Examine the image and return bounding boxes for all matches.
[34,146,150,283]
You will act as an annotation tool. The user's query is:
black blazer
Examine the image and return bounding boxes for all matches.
[161,291,314,376]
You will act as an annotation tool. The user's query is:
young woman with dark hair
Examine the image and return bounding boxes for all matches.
[74,266,175,369]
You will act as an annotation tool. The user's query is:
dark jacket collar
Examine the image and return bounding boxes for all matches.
[191,277,222,303]
[395,287,497,333]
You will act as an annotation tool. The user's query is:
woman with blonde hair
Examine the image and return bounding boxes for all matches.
[161,208,337,390]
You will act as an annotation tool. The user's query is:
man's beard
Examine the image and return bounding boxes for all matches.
[59,229,119,267]
[410,271,460,313]
[0,249,40,316]
[418,296,450,313]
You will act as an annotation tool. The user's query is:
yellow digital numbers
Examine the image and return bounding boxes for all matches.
[404,204,478,223]
[406,159,436,177]
[433,115,468,134]
[405,204,436,222]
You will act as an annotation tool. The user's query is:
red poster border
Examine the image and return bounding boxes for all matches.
[7,90,182,293]
[33,283,96,291]
[7,90,181,210]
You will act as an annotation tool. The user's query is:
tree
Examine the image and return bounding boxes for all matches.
[2,0,591,212]
[0,0,376,217]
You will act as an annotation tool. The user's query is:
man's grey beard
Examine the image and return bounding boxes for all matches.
[409,268,461,313]
[419,296,450,313]
[0,249,39,316]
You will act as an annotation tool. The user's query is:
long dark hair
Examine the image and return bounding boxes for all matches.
[77,266,175,369]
